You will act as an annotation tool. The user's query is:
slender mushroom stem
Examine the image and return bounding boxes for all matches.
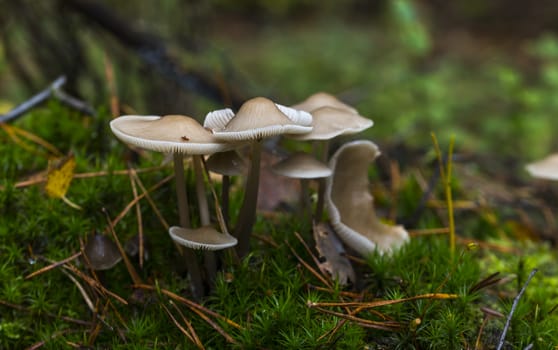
[221,175,231,229]
[299,178,311,221]
[233,140,262,257]
[314,140,330,221]
[193,155,217,285]
[173,153,204,299]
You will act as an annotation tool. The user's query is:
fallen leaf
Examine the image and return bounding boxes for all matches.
[313,222,355,286]
[45,154,82,209]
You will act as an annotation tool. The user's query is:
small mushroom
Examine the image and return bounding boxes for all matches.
[526,153,558,180]
[84,231,122,271]
[204,97,312,257]
[271,152,332,218]
[325,140,409,256]
[169,226,238,250]
[287,105,374,219]
[291,92,358,114]
[206,150,247,228]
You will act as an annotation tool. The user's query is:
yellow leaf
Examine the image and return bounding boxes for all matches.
[45,155,81,210]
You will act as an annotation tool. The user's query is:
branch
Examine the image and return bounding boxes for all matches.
[63,0,243,109]
[0,75,96,123]
[496,268,538,350]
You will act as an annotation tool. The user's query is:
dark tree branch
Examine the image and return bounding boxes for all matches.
[63,0,243,109]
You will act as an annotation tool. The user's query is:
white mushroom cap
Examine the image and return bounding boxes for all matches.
[110,115,233,155]
[204,97,313,141]
[271,152,332,179]
[168,226,238,250]
[288,106,374,141]
[325,140,409,256]
[291,92,358,114]
[526,153,558,180]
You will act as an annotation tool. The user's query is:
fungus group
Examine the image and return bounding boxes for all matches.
[109,92,409,295]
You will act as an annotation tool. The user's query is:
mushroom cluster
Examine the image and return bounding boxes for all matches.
[109,92,408,295]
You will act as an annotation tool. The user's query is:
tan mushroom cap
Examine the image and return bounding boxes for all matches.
[292,92,358,114]
[271,152,332,179]
[84,233,122,270]
[205,97,313,141]
[325,140,408,256]
[288,106,373,141]
[168,226,238,250]
[110,115,233,154]
[526,153,558,180]
[206,150,247,176]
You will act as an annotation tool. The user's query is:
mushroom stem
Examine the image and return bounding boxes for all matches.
[173,153,204,298]
[221,175,231,228]
[193,155,217,285]
[233,140,262,257]
[314,140,330,221]
[299,178,311,221]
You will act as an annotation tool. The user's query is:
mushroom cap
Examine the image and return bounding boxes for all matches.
[526,153,558,180]
[271,152,332,179]
[168,226,238,250]
[110,115,233,155]
[291,92,358,114]
[325,140,409,256]
[84,233,122,270]
[288,106,374,141]
[204,97,313,141]
[206,150,247,176]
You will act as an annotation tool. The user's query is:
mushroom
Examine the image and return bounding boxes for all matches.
[325,140,409,256]
[206,150,247,228]
[291,92,358,114]
[204,97,313,257]
[169,226,237,250]
[526,153,558,180]
[83,231,122,271]
[287,105,374,219]
[110,114,235,297]
[271,152,332,219]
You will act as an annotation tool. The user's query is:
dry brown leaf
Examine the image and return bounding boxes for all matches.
[313,222,355,286]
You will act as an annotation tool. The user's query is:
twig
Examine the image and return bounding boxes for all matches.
[0,76,64,123]
[160,302,201,348]
[496,268,538,350]
[128,168,145,268]
[312,306,402,331]
[133,284,242,329]
[25,251,82,279]
[0,75,95,123]
[103,208,143,285]
[308,293,458,310]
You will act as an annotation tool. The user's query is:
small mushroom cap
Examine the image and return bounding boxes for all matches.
[291,92,358,114]
[526,153,558,180]
[271,152,332,179]
[110,115,233,155]
[205,97,313,141]
[288,107,373,141]
[84,233,122,270]
[325,140,409,256]
[206,150,247,176]
[168,226,238,250]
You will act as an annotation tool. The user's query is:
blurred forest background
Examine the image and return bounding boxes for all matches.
[2,0,558,161]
